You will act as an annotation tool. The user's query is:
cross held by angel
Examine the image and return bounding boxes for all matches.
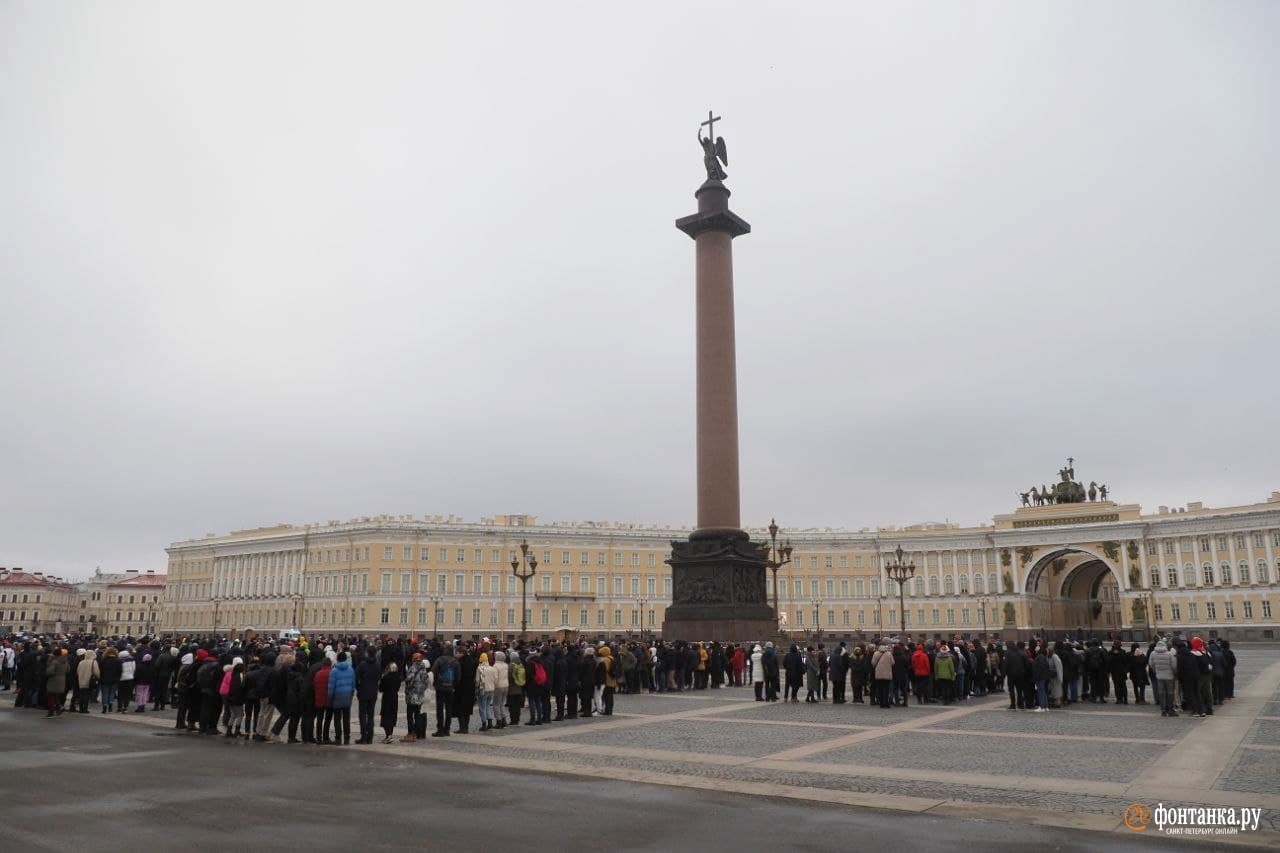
[699,110,728,182]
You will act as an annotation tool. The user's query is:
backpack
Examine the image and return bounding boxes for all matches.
[512,661,526,687]
[533,660,548,687]
[219,670,233,697]
[438,659,457,689]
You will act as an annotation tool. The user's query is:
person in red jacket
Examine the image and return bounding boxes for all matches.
[312,659,333,744]
[910,644,933,705]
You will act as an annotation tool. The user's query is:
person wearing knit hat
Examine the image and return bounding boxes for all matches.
[378,659,402,743]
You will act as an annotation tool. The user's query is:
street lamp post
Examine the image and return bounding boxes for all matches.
[211,596,224,639]
[885,545,916,641]
[429,595,443,640]
[148,602,157,637]
[511,540,538,638]
[636,597,649,638]
[810,598,823,640]
[977,595,989,640]
[764,519,794,622]
[290,593,303,633]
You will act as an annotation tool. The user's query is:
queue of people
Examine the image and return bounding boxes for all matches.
[3,629,1237,741]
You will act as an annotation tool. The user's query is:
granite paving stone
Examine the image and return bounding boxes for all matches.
[543,718,843,757]
[714,699,950,724]
[417,736,1280,831]
[805,731,1160,782]
[604,694,754,716]
[1217,747,1280,795]
[932,709,1191,740]
[1245,719,1280,746]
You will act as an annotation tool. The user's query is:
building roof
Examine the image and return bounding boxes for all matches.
[109,572,167,588]
[0,569,75,589]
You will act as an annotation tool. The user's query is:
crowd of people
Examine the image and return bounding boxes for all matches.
[1,629,1239,745]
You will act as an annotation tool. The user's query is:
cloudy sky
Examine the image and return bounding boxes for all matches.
[3,3,1277,579]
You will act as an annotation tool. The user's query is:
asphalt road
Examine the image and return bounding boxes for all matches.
[0,706,1231,853]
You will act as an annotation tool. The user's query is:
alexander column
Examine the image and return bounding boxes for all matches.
[663,112,775,642]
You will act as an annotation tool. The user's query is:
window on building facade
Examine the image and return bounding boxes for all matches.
[1205,602,1216,620]
[380,608,389,624]
[456,549,465,563]
[1154,604,1164,622]
[1224,601,1235,619]
[401,571,411,592]
[664,577,671,595]
[944,577,954,595]
[648,553,656,568]
[843,578,851,597]
[1146,542,1158,556]
[422,548,430,561]
[384,546,393,561]
[580,552,589,566]
[540,574,551,592]
[1150,569,1161,588]
[455,573,464,593]
[1243,601,1254,619]
[439,547,447,562]
[1163,540,1175,555]
[796,610,804,626]
[840,556,848,568]
[1200,538,1210,553]
[1171,603,1181,621]
[1183,564,1195,586]
[631,576,639,595]
[1263,600,1272,620]
[1241,563,1251,584]
[381,571,392,592]
[929,577,939,596]
[871,578,881,597]
[1221,564,1232,584]
[561,551,570,565]
[825,579,834,596]
[1167,567,1178,587]
[1203,564,1215,585]
[596,609,605,626]
[1263,562,1273,583]
[959,575,969,594]
[932,608,941,624]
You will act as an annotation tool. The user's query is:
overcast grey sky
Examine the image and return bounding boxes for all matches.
[3,3,1277,579]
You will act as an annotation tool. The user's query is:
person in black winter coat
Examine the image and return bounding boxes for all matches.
[830,645,848,704]
[1004,643,1030,710]
[355,651,381,744]
[552,647,568,720]
[564,646,581,718]
[1221,640,1237,699]
[452,648,478,733]
[783,646,804,702]
[153,649,175,710]
[1107,642,1131,705]
[576,649,597,718]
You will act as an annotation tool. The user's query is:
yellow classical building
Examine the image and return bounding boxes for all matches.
[162,491,1280,642]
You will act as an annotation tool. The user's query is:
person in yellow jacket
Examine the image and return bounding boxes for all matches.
[695,643,709,689]
[599,645,619,716]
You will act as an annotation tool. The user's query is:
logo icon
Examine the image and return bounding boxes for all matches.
[1125,803,1153,831]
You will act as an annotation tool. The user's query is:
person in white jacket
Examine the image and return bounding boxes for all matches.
[492,651,510,729]
[118,650,136,714]
[475,653,499,732]
[751,645,765,701]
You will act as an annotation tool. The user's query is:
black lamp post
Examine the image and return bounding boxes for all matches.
[211,596,224,639]
[636,597,649,638]
[511,540,538,638]
[290,592,303,633]
[429,595,443,640]
[810,598,823,640]
[765,518,793,621]
[885,545,916,640]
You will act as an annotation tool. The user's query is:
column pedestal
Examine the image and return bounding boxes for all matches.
[662,528,775,642]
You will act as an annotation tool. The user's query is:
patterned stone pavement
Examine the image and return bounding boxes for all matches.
[64,644,1280,847]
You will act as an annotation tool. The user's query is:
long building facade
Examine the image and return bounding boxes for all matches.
[162,489,1280,642]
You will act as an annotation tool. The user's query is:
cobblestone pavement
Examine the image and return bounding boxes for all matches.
[20,645,1280,847]
[929,708,1190,740]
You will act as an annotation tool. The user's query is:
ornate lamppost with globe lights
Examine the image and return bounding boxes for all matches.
[511,540,538,638]
[764,519,793,623]
[885,545,916,640]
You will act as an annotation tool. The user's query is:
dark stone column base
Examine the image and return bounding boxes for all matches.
[661,528,777,642]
